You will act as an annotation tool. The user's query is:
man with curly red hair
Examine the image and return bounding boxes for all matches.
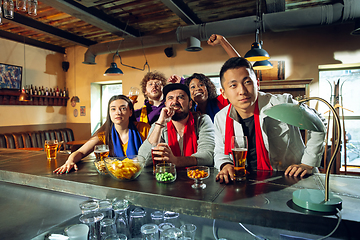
[134,71,167,125]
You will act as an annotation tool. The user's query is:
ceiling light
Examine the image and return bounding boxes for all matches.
[253,60,273,70]
[264,97,342,213]
[104,62,123,76]
[245,30,270,62]
[185,36,202,52]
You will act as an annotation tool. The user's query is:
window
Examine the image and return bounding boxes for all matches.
[318,66,360,170]
[91,82,122,135]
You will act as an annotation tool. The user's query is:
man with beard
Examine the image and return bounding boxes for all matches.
[138,83,215,168]
[134,71,167,125]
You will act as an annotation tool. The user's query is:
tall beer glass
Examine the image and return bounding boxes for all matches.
[231,136,248,181]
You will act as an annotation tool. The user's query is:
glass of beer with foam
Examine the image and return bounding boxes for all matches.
[231,136,248,181]
[129,87,140,102]
[45,140,60,161]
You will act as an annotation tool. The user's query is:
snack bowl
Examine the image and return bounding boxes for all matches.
[187,166,210,189]
[155,163,177,183]
[104,156,144,181]
[94,158,108,175]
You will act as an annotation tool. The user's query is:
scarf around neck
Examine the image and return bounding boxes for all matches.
[224,101,273,171]
[111,121,143,157]
[167,112,197,157]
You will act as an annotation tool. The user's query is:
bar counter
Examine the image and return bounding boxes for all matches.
[0,148,360,239]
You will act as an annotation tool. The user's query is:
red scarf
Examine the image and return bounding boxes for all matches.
[167,112,198,157]
[224,101,273,171]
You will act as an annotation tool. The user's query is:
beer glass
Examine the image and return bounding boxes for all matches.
[94,145,110,161]
[230,136,248,181]
[128,87,140,102]
[45,140,60,161]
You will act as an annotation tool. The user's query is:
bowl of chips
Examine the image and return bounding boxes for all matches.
[104,156,144,181]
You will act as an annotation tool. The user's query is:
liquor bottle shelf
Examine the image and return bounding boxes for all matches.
[0,90,69,106]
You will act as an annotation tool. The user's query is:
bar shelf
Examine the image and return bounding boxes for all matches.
[0,90,69,106]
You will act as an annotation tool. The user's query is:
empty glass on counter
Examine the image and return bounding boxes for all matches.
[79,199,99,214]
[104,234,127,240]
[180,224,196,240]
[99,199,113,218]
[129,207,147,238]
[151,210,164,225]
[164,211,180,228]
[158,222,175,238]
[113,199,130,237]
[141,223,159,240]
[100,218,117,240]
[79,212,104,240]
[65,224,89,240]
[160,227,183,240]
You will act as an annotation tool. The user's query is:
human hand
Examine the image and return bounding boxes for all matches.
[126,94,138,105]
[285,163,314,178]
[216,163,234,184]
[53,160,78,174]
[152,143,176,163]
[157,106,175,124]
[167,74,182,83]
[207,34,223,46]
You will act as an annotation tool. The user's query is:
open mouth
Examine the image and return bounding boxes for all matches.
[172,106,180,110]
[194,92,203,97]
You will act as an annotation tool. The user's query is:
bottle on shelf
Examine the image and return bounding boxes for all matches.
[30,84,33,95]
[49,88,53,96]
[25,85,29,94]
[56,86,59,97]
[41,86,45,96]
[34,86,37,96]
[45,87,49,96]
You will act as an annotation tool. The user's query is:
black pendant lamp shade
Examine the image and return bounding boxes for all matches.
[104,62,123,76]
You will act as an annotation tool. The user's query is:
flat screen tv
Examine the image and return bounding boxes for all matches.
[0,63,23,90]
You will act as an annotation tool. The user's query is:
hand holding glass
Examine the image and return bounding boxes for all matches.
[129,87,140,102]
[231,136,248,181]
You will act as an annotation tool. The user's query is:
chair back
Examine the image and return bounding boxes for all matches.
[0,134,6,148]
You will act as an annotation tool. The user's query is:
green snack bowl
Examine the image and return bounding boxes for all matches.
[155,163,176,183]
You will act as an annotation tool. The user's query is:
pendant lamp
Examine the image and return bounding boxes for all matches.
[253,60,273,70]
[104,62,123,76]
[244,29,270,62]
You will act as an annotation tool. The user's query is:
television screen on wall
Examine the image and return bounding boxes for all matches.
[0,63,23,90]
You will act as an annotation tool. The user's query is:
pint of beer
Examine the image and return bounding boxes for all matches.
[231,136,248,181]
[94,144,109,161]
[45,140,59,161]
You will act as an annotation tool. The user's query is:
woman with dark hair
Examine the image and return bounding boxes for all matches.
[185,73,229,122]
[54,95,150,174]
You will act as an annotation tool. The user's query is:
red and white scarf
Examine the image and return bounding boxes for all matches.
[224,101,273,171]
[167,112,197,157]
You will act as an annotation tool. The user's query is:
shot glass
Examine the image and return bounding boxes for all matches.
[180,224,196,240]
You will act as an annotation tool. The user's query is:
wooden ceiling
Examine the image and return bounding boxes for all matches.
[0,0,340,53]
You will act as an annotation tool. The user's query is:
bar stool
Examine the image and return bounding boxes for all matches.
[4,134,16,149]
[0,134,6,148]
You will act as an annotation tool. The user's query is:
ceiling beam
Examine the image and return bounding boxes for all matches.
[265,0,285,13]
[40,0,141,37]
[160,0,202,25]
[9,12,97,47]
[0,29,65,53]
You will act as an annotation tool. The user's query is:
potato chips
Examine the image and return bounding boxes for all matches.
[106,158,142,180]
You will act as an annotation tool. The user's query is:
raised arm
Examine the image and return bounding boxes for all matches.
[207,34,240,58]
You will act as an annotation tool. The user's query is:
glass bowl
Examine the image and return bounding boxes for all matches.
[94,158,108,175]
[104,156,144,181]
[155,163,177,183]
[187,166,210,189]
